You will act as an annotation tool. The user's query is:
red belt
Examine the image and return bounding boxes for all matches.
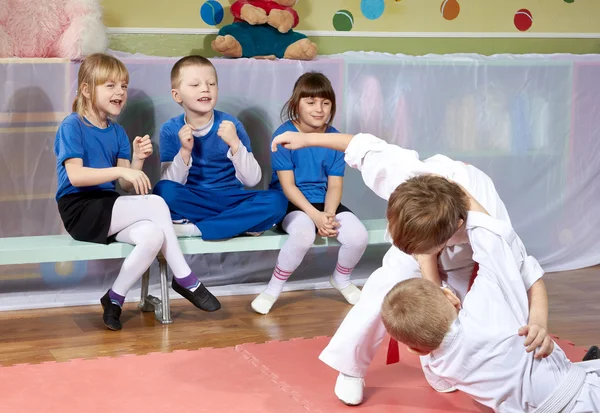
[386,263,479,364]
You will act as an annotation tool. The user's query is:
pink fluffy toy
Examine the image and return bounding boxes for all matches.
[0,0,108,59]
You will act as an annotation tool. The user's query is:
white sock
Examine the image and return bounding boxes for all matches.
[332,262,353,289]
[173,223,201,237]
[263,211,317,299]
[265,264,293,298]
[332,212,369,288]
[335,372,365,406]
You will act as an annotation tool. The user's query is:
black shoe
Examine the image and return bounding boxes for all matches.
[100,291,123,331]
[172,278,221,312]
[583,345,599,361]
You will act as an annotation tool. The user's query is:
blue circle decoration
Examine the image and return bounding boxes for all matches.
[200,1,224,26]
[361,0,385,20]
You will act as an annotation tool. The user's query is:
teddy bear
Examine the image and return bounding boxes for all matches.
[0,0,108,59]
[211,0,317,60]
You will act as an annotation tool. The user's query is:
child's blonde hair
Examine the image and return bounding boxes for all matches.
[281,72,337,128]
[387,175,468,255]
[72,53,129,119]
[381,278,453,353]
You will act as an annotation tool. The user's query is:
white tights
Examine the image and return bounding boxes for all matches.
[107,195,192,296]
[266,211,369,297]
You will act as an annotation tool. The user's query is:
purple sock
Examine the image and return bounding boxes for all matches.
[108,289,125,307]
[176,272,201,291]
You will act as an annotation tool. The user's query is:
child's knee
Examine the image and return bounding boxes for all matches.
[351,225,369,249]
[289,228,317,250]
[145,194,171,216]
[339,216,369,249]
[138,222,165,253]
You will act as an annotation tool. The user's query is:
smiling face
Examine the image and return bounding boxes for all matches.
[296,96,332,132]
[73,53,130,125]
[283,72,337,133]
[93,79,128,119]
[172,64,218,116]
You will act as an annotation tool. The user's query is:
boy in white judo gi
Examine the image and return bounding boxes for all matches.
[380,175,600,412]
[271,131,553,405]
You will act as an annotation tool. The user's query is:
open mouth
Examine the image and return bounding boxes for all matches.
[198,97,212,102]
[110,99,123,106]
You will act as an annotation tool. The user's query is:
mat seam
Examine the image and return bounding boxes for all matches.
[235,344,324,413]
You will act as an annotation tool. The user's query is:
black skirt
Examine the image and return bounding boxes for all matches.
[57,191,120,244]
[278,202,352,232]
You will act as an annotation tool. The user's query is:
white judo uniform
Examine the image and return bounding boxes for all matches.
[425,211,600,413]
[319,133,514,379]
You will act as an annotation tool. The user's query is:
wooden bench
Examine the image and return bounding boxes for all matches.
[0,219,388,324]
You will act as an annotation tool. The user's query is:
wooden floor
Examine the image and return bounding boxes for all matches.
[0,265,598,366]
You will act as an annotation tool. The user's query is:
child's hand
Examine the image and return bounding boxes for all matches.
[217,120,241,153]
[271,131,307,152]
[133,135,153,160]
[312,211,339,237]
[178,125,194,153]
[120,168,152,195]
[519,324,555,359]
[441,284,462,309]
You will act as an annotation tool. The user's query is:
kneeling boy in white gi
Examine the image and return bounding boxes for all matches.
[381,176,600,413]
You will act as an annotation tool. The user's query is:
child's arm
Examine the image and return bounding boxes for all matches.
[323,176,343,237]
[415,254,443,287]
[465,206,553,359]
[117,135,153,193]
[526,279,548,330]
[160,123,192,184]
[519,279,554,359]
[323,147,346,231]
[272,131,353,152]
[278,170,338,236]
[272,132,441,202]
[324,176,343,216]
[465,186,553,357]
[65,159,151,195]
[220,120,262,187]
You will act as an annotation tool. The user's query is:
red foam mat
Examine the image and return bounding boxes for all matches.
[0,347,309,413]
[0,335,588,412]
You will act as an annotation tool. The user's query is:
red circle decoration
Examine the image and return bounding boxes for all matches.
[514,9,533,32]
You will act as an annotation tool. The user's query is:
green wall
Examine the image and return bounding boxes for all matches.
[109,34,600,57]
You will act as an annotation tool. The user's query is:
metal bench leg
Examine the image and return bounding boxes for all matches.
[137,257,173,324]
[157,255,172,324]
[138,269,153,312]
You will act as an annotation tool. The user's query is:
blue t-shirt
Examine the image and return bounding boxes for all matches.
[269,121,345,203]
[54,113,131,200]
[159,111,253,191]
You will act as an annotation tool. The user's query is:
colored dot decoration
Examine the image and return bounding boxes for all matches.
[360,0,385,20]
[200,0,224,26]
[514,8,533,31]
[333,9,354,31]
[327,2,570,34]
[440,0,460,20]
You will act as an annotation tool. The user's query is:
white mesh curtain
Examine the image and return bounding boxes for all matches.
[0,51,598,310]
